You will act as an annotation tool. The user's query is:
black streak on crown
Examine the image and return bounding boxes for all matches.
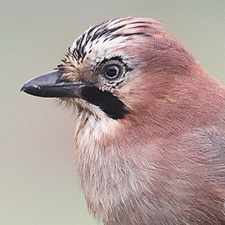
[70,19,154,63]
[81,86,128,120]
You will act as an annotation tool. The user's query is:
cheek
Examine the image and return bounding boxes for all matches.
[116,69,173,113]
[116,73,148,110]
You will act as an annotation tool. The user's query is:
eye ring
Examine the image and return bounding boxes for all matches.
[103,64,122,80]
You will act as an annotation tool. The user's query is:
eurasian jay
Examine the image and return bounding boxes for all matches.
[21,17,225,225]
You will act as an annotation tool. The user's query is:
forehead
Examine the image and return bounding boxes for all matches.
[68,17,164,66]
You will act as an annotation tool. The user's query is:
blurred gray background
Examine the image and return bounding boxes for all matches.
[1,1,225,224]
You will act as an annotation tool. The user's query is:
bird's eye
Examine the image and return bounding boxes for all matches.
[103,64,121,80]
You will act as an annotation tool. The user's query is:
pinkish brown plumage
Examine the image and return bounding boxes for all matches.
[21,17,225,224]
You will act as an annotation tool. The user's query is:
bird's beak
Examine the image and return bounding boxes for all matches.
[21,70,89,98]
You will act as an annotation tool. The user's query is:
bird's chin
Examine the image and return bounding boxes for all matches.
[58,97,103,117]
[58,97,85,110]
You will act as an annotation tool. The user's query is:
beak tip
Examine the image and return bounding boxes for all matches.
[20,85,26,92]
[20,83,27,93]
[20,83,30,93]
[20,70,59,97]
[20,81,41,96]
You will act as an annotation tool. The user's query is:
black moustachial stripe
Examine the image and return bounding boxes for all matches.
[81,86,128,120]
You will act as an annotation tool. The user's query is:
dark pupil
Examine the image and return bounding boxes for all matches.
[105,65,119,78]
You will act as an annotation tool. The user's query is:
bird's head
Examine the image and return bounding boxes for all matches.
[22,17,201,134]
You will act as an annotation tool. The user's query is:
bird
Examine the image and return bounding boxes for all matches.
[21,17,225,225]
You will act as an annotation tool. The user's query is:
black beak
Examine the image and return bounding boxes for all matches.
[21,70,89,98]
